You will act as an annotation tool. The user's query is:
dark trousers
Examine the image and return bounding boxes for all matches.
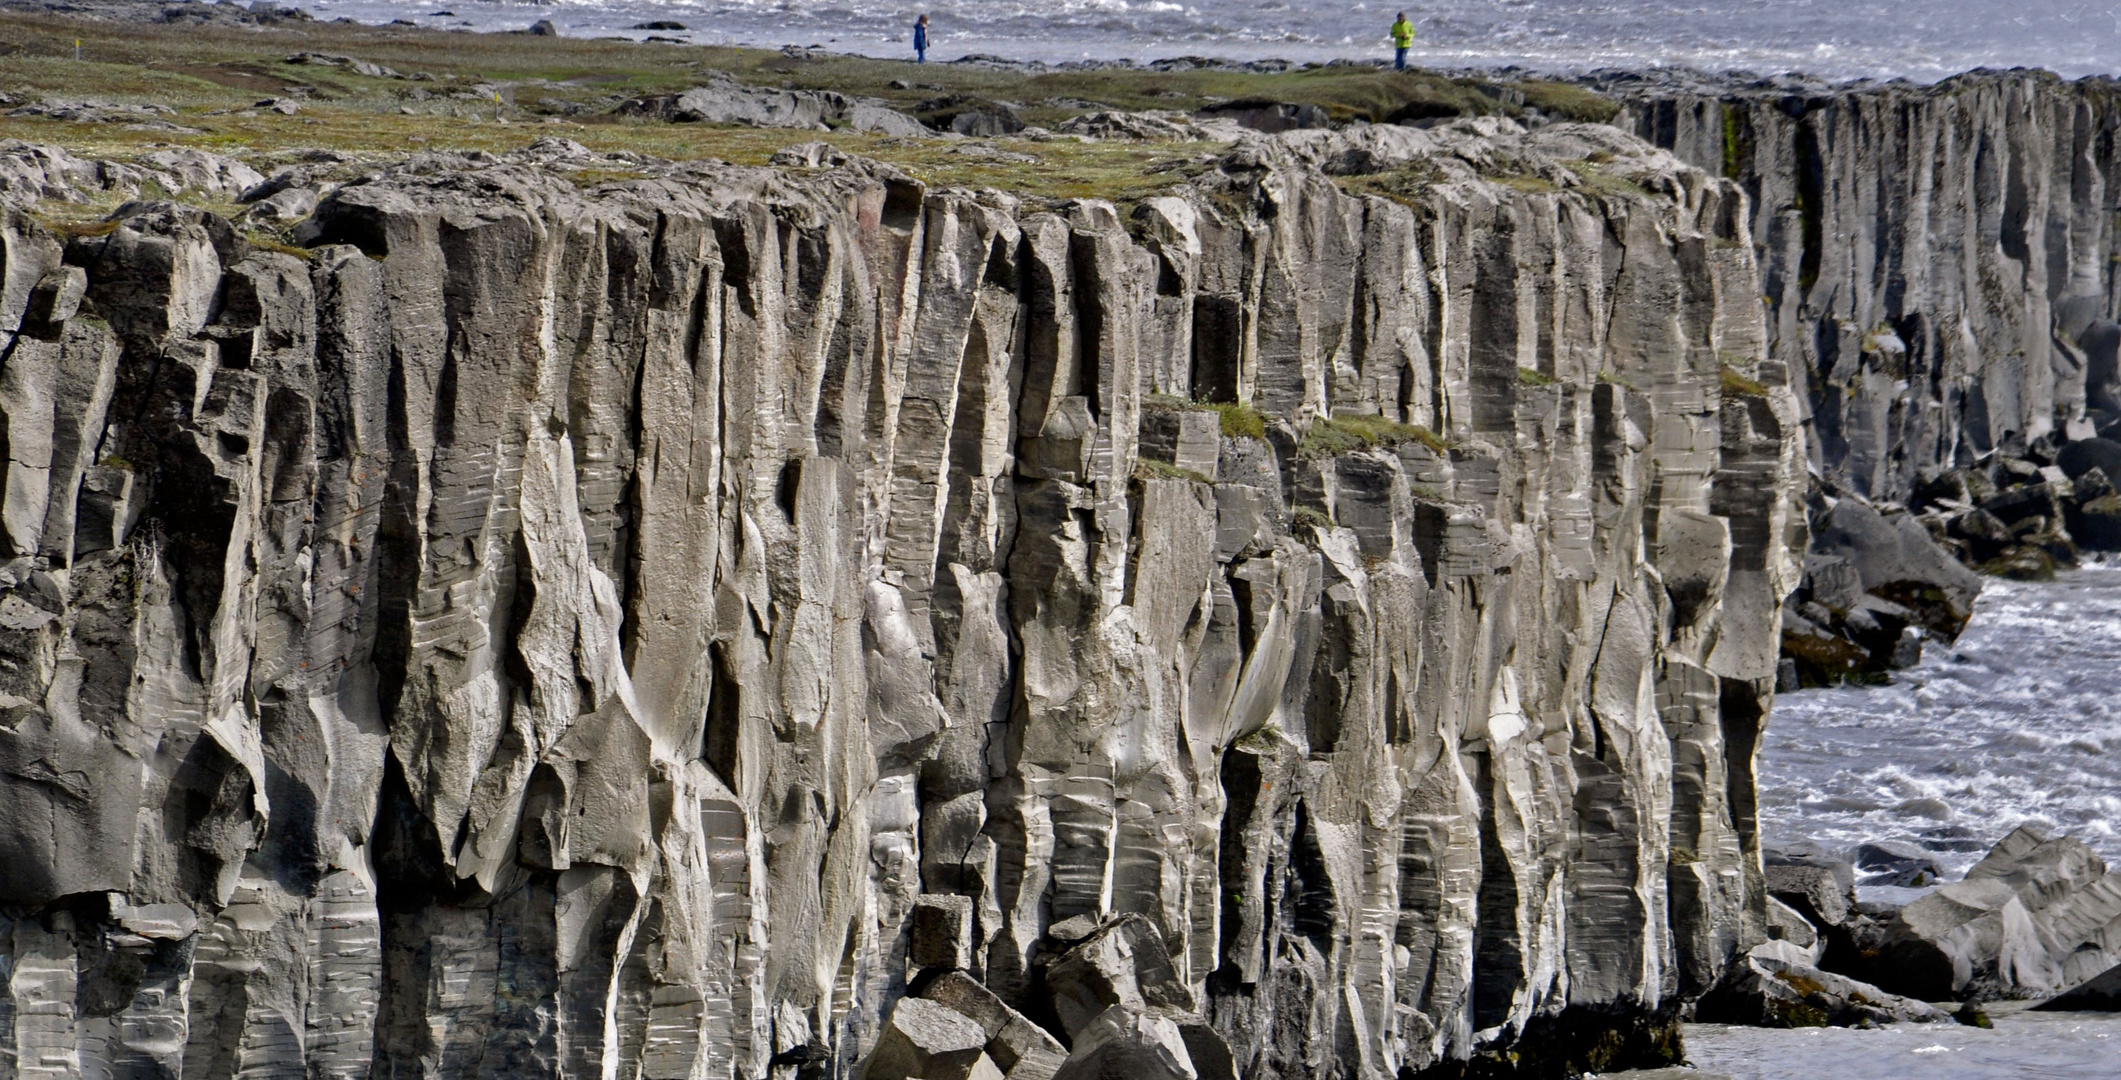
[917,47,926,63]
[1394,46,1408,70]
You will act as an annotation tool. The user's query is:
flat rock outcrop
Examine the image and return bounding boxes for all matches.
[0,117,1804,1078]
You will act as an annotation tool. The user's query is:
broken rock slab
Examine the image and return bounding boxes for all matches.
[1879,826,2121,1001]
[1050,1006,1196,1080]
[866,997,993,1080]
[908,892,975,975]
[1042,914,1193,1038]
[1765,855,1854,928]
[1698,940,1952,1028]
[918,972,1068,1080]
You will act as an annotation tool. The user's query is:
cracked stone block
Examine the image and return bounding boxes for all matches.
[909,893,975,974]
[865,997,991,1080]
[920,972,1068,1080]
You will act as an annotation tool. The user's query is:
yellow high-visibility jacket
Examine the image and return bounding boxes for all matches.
[1390,18,1415,47]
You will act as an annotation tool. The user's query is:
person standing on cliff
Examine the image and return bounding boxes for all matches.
[913,14,929,63]
[1389,12,1415,70]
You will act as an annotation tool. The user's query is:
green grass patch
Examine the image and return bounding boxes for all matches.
[1516,366,1558,387]
[1299,412,1448,459]
[1517,80,1620,123]
[1144,394,1267,440]
[1558,158,1655,199]
[1206,401,1267,440]
[1596,369,1639,392]
[1719,364,1768,397]
[1291,506,1334,531]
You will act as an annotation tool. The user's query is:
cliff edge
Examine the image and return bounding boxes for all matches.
[0,115,1806,1080]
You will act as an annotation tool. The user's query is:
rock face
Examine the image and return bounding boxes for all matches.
[1623,72,2121,498]
[0,118,1805,1079]
[619,80,929,135]
[1621,72,2121,679]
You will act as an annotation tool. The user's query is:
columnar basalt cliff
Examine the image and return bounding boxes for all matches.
[1620,73,2121,678]
[0,120,1806,1080]
[1623,72,2121,492]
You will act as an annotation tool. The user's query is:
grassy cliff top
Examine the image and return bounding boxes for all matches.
[0,9,1617,202]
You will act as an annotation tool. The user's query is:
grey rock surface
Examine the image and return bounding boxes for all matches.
[618,81,930,137]
[1878,826,2121,1001]
[1698,940,1952,1028]
[1620,73,2121,676]
[0,118,1805,1078]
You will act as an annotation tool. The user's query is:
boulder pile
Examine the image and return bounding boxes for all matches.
[1909,440,2121,579]
[1741,828,2121,1017]
[1780,436,2121,688]
[861,914,1232,1080]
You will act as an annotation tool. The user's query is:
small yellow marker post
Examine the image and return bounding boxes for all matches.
[75,39,82,61]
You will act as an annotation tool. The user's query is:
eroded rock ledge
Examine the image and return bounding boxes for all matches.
[0,119,1805,1078]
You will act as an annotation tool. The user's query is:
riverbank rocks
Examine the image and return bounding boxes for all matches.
[1781,495,1981,684]
[0,111,1807,1078]
[1876,826,2121,1001]
[1764,845,1855,929]
[1698,940,1952,1028]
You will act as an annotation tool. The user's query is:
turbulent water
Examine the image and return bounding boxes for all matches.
[294,0,2120,80]
[1759,562,2121,883]
[1682,1004,2121,1079]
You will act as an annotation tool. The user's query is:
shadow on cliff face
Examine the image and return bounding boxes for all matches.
[1403,1007,1684,1079]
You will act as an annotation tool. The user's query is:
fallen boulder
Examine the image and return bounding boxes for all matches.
[1050,1006,1197,1080]
[1765,856,1853,928]
[918,972,1068,1080]
[1786,495,1984,683]
[1811,496,1982,640]
[1042,914,1193,1038]
[1877,826,2121,1001]
[1854,840,1944,888]
[2056,438,2121,482]
[848,101,933,137]
[1697,940,1952,1027]
[865,996,993,1080]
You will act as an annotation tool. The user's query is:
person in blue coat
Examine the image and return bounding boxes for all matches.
[913,14,929,63]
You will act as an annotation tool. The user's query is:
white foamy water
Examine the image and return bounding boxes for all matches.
[296,0,2120,81]
[1683,1003,2121,1079]
[1759,561,2121,880]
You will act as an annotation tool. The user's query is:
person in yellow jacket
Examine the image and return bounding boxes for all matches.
[1389,12,1415,70]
